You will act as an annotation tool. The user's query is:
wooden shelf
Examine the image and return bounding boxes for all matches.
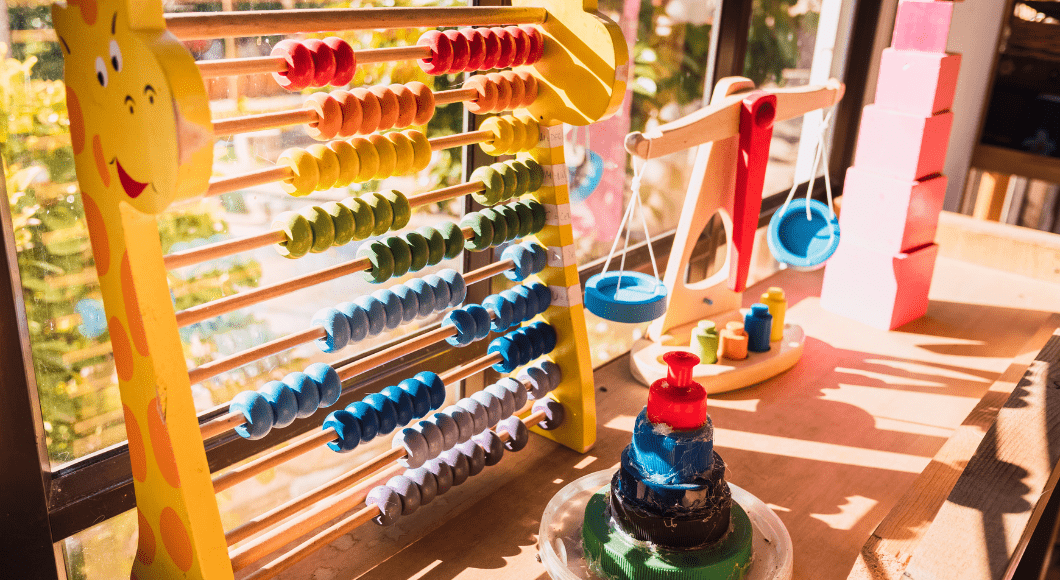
[972,144,1060,183]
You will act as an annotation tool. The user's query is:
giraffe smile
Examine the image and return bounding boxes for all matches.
[113,158,149,199]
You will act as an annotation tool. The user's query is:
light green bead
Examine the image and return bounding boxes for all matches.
[382,190,411,231]
[323,201,356,247]
[460,213,494,251]
[471,165,504,206]
[358,240,394,283]
[341,196,375,241]
[273,212,313,259]
[438,222,465,259]
[364,192,394,237]
[300,205,335,253]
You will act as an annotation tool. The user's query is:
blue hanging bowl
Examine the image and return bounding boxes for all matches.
[584,271,668,324]
[767,198,840,271]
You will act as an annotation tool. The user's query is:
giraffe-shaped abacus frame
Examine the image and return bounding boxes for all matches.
[51,0,627,578]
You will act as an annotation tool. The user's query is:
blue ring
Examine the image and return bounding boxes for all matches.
[584,271,667,324]
[767,198,840,270]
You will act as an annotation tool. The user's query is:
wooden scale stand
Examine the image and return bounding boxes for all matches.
[626,77,845,393]
[52,0,627,578]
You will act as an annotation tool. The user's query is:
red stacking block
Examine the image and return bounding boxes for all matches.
[820,240,939,330]
[892,0,954,53]
[875,48,962,117]
[853,105,953,181]
[838,168,947,254]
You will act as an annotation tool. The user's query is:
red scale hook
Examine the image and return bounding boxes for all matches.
[729,91,778,293]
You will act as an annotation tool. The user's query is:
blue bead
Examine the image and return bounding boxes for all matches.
[305,362,341,408]
[354,295,387,336]
[509,330,534,367]
[323,410,361,453]
[415,371,447,410]
[530,321,558,353]
[346,401,379,442]
[381,385,415,427]
[337,301,370,342]
[744,303,773,353]
[372,289,404,331]
[439,269,467,307]
[529,282,551,313]
[465,304,492,341]
[423,274,451,309]
[501,244,533,281]
[406,278,435,317]
[520,325,544,360]
[512,285,538,320]
[488,336,519,373]
[500,289,526,324]
[442,308,477,347]
[311,307,350,353]
[283,372,321,419]
[398,378,432,419]
[526,242,548,274]
[259,380,298,428]
[363,393,399,435]
[483,294,514,332]
[229,391,274,440]
[393,285,420,324]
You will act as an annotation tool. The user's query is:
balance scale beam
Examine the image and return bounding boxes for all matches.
[627,77,844,392]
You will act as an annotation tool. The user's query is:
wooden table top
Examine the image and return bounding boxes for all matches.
[275,256,1060,580]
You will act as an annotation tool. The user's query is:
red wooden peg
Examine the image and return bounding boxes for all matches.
[729,91,777,292]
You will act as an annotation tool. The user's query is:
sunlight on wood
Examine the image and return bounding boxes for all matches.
[714,428,933,473]
[573,456,598,470]
[810,495,879,531]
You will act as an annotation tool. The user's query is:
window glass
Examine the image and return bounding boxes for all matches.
[745,0,849,197]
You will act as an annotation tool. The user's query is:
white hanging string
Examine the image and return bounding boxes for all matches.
[600,158,660,294]
[778,107,837,223]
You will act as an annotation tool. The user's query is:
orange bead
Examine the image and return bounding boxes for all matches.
[487,72,511,113]
[389,83,417,129]
[304,92,343,141]
[719,323,748,361]
[352,87,381,135]
[331,89,362,137]
[516,71,538,107]
[370,86,400,132]
[407,81,436,126]
[465,75,498,115]
[499,71,525,111]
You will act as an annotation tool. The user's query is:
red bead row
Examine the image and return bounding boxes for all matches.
[271,37,357,91]
[417,25,544,76]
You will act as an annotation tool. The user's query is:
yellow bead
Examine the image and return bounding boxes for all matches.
[387,132,415,177]
[370,134,397,180]
[406,130,432,172]
[507,116,526,156]
[277,148,319,197]
[480,116,513,157]
[517,114,540,151]
[350,137,379,183]
[328,140,359,188]
[306,144,340,191]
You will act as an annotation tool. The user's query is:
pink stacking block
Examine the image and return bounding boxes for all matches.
[820,240,939,330]
[838,168,947,254]
[853,106,953,181]
[875,48,962,116]
[892,0,954,53]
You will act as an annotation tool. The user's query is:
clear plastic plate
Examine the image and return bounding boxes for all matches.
[538,469,793,580]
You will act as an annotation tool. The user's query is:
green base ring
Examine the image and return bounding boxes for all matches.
[582,488,753,580]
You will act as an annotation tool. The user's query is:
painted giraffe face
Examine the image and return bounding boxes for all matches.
[53,0,213,214]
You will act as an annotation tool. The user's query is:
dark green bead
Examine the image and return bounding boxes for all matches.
[438,222,465,259]
[382,190,411,231]
[323,201,356,247]
[358,240,395,283]
[365,192,394,237]
[418,226,447,266]
[460,213,494,251]
[386,236,412,278]
[512,201,534,238]
[341,196,375,241]
[404,231,430,273]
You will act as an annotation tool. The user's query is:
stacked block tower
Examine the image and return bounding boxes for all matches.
[820,0,961,329]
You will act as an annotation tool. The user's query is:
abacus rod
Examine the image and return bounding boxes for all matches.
[438,351,503,384]
[207,165,292,198]
[214,428,340,493]
[166,181,484,271]
[164,230,287,270]
[225,455,404,546]
[165,7,548,40]
[336,324,456,382]
[195,258,517,439]
[228,385,533,570]
[211,85,477,137]
[176,257,371,327]
[197,45,432,79]
[204,128,492,196]
[238,408,547,580]
[190,328,326,386]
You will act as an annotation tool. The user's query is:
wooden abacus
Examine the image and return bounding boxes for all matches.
[51,0,626,578]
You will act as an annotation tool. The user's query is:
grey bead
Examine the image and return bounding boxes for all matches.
[366,485,402,526]
[474,430,505,466]
[532,398,565,431]
[456,440,486,477]
[470,390,503,428]
[405,467,439,506]
[456,398,490,433]
[498,416,529,452]
[440,449,470,486]
[413,420,445,460]
[485,382,517,419]
[427,412,459,450]
[521,365,550,400]
[538,359,562,391]
[497,377,528,411]
[393,427,429,469]
[426,459,454,495]
[443,405,475,443]
[386,475,421,516]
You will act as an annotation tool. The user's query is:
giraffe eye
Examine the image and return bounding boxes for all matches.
[94,57,108,87]
[109,40,122,72]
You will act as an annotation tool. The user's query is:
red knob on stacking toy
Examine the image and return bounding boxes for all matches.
[646,351,707,431]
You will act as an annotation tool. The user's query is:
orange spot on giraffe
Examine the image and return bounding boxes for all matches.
[159,507,193,573]
[66,86,85,155]
[120,252,149,357]
[124,404,147,482]
[81,193,110,276]
[69,0,98,25]
[147,398,181,489]
[92,134,110,187]
[135,509,156,565]
[108,317,134,381]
